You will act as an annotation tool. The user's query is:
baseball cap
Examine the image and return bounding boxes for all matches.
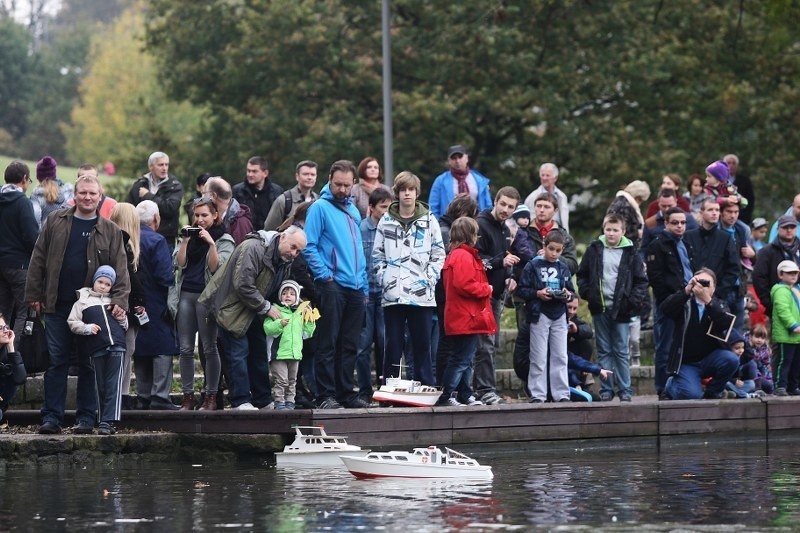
[778,215,798,228]
[777,260,800,275]
[751,217,767,230]
[447,145,468,158]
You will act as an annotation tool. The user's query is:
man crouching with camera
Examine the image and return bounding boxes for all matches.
[660,268,740,400]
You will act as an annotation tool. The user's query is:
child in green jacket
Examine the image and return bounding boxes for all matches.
[263,280,318,410]
[770,260,800,396]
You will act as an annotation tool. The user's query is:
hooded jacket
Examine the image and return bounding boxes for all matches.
[302,183,368,294]
[263,302,317,361]
[373,201,445,307]
[67,287,128,354]
[0,185,38,269]
[577,235,648,322]
[199,231,286,337]
[442,244,496,336]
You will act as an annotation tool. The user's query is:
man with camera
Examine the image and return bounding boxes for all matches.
[659,268,739,400]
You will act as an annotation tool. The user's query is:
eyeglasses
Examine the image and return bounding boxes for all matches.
[0,325,9,332]
[668,220,687,226]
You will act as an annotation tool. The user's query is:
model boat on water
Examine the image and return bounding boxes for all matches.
[340,445,493,479]
[275,426,370,466]
[372,376,442,407]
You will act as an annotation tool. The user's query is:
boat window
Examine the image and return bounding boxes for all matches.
[394,456,408,461]
[381,455,393,460]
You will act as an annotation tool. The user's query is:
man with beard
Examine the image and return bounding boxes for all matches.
[428,145,493,219]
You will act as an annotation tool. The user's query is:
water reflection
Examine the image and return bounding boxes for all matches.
[1,442,800,530]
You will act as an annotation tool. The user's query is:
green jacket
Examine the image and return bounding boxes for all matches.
[198,231,281,337]
[770,282,800,344]
[263,303,316,361]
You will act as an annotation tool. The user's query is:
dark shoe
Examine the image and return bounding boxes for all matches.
[529,398,544,403]
[344,397,371,409]
[294,396,316,409]
[120,395,134,410]
[73,420,94,434]
[149,399,180,411]
[775,387,788,397]
[134,397,150,410]
[197,392,218,411]
[180,393,195,411]
[38,422,61,435]
[97,422,116,436]
[480,392,507,405]
[658,391,672,401]
[789,389,800,396]
[317,397,344,409]
[558,398,571,403]
[619,393,632,402]
[599,391,614,402]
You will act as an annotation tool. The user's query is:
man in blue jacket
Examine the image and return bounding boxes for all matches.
[428,145,493,219]
[302,160,370,409]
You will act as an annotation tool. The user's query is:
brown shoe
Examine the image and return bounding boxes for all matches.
[198,392,217,411]
[180,393,195,411]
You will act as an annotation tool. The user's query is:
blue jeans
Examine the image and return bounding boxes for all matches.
[653,306,675,394]
[384,305,435,385]
[42,302,97,427]
[439,334,478,403]
[593,310,632,397]
[356,292,384,396]
[314,281,365,404]
[220,318,272,408]
[726,379,755,398]
[727,292,745,332]
[664,349,740,400]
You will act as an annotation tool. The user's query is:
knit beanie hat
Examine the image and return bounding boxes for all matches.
[279,280,302,305]
[93,265,116,285]
[512,204,531,221]
[727,329,745,349]
[36,156,57,182]
[705,160,729,183]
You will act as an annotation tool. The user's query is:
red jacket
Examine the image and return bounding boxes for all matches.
[442,244,497,336]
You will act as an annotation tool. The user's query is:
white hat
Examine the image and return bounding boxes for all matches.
[777,260,800,275]
[279,280,302,305]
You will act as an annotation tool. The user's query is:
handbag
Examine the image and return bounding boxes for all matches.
[20,310,49,375]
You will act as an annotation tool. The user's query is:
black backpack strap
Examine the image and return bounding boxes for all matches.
[282,190,294,220]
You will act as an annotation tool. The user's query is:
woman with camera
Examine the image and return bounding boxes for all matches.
[173,198,234,410]
[0,314,27,421]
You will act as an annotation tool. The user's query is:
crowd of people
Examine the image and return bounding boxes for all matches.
[0,145,796,436]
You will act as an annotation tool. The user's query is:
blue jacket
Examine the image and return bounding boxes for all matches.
[134,224,177,357]
[517,256,575,323]
[428,169,493,219]
[302,183,368,294]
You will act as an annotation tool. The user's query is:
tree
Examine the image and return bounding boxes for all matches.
[65,2,205,188]
[145,0,800,233]
[0,17,34,148]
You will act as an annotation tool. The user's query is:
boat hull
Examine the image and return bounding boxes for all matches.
[276,449,370,467]
[340,455,493,480]
[372,390,440,407]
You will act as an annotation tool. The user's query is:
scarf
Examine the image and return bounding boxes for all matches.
[451,167,470,195]
[186,224,225,265]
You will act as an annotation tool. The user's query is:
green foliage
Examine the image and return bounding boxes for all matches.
[0,18,34,144]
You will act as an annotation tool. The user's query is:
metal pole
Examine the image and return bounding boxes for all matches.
[382,0,394,184]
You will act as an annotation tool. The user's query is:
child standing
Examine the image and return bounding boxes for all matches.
[438,217,495,406]
[747,324,773,394]
[577,214,649,402]
[517,231,575,403]
[263,280,318,410]
[770,260,800,396]
[67,265,127,435]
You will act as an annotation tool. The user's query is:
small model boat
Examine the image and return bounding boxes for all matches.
[372,377,442,407]
[340,445,493,479]
[275,426,370,466]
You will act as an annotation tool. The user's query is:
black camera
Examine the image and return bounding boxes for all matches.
[0,362,12,377]
[697,279,711,287]
[181,226,201,238]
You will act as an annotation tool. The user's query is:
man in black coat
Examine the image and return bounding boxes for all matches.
[724,154,755,224]
[474,186,521,405]
[126,151,184,244]
[753,215,800,316]
[232,156,283,231]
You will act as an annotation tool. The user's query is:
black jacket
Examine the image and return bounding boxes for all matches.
[752,238,800,314]
[683,226,739,299]
[233,180,283,231]
[661,290,732,373]
[0,187,38,269]
[577,239,648,322]
[476,209,512,300]
[127,174,184,242]
[645,232,697,305]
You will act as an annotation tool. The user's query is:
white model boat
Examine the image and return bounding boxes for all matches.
[340,445,493,480]
[275,426,370,466]
[372,377,441,407]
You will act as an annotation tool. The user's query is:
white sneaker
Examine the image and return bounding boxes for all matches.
[234,402,258,411]
[259,402,275,410]
[446,397,464,407]
[465,396,483,406]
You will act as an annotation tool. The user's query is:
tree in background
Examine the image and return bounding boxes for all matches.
[64,2,205,190]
